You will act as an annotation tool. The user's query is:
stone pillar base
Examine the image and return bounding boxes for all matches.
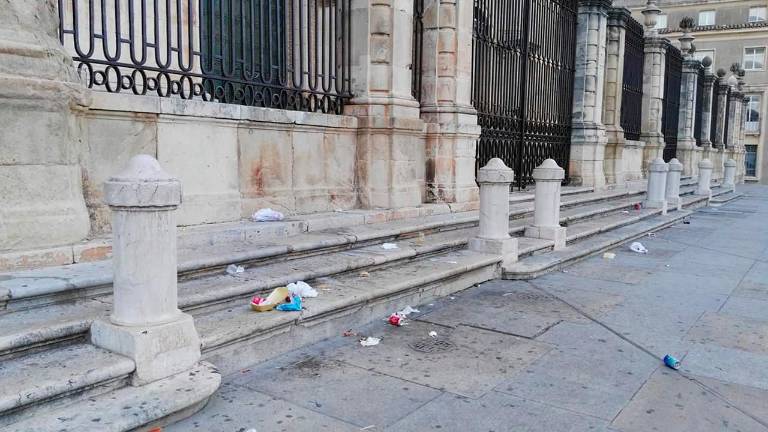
[469,237,519,268]
[525,226,567,250]
[604,132,627,186]
[667,197,681,211]
[570,125,608,189]
[91,313,201,386]
[423,113,481,205]
[677,141,697,177]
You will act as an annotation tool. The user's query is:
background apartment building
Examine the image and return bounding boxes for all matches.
[617,0,768,183]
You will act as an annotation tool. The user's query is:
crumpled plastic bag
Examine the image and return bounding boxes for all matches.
[252,208,284,222]
[398,306,420,316]
[287,281,318,298]
[276,295,302,311]
[629,242,648,254]
[226,264,245,274]
[360,337,381,347]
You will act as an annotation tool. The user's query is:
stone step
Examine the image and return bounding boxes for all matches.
[2,362,220,432]
[509,185,594,203]
[0,343,134,427]
[710,191,743,204]
[0,185,653,314]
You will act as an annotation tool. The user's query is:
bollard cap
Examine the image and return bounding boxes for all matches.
[477,158,514,184]
[724,158,737,167]
[698,158,714,169]
[104,155,182,208]
[532,159,565,181]
[667,158,684,172]
[649,158,669,172]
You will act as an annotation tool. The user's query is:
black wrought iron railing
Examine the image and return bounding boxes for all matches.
[662,43,682,161]
[621,14,644,141]
[694,65,705,146]
[57,0,353,114]
[411,0,424,102]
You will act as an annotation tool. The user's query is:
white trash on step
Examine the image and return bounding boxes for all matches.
[251,208,284,222]
[226,264,245,275]
[360,337,381,347]
[381,243,398,250]
[429,331,438,338]
[287,281,318,298]
[398,305,420,316]
[603,252,616,260]
[629,242,648,254]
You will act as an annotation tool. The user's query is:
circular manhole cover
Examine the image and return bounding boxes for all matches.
[408,338,456,353]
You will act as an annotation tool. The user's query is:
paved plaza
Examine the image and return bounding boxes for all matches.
[168,185,768,432]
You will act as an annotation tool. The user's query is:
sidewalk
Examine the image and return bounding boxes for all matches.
[167,184,768,432]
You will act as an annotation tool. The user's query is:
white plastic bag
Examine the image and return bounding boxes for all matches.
[398,305,420,316]
[629,242,648,254]
[287,281,318,298]
[251,208,284,222]
[381,243,398,250]
[360,337,381,347]
[226,264,245,274]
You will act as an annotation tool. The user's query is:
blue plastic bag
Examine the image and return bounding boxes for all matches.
[276,295,302,311]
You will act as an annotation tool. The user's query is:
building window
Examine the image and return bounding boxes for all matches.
[745,95,761,133]
[749,7,767,22]
[744,47,766,70]
[656,14,668,29]
[746,145,758,177]
[698,10,716,26]
[694,49,715,64]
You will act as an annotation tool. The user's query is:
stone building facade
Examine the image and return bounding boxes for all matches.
[0,0,747,265]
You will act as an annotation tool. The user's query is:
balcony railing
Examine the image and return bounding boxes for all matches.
[57,0,353,114]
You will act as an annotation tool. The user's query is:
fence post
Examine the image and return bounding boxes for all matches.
[699,58,716,149]
[525,160,567,250]
[723,159,737,192]
[696,159,714,198]
[603,8,629,186]
[469,159,518,267]
[91,155,201,386]
[644,158,668,214]
[665,158,683,211]
[639,1,668,170]
[676,23,701,178]
[569,0,612,188]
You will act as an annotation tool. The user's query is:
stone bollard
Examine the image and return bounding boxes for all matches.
[643,158,668,214]
[91,155,201,386]
[723,158,737,192]
[697,158,714,198]
[469,158,518,267]
[525,159,566,250]
[665,158,684,211]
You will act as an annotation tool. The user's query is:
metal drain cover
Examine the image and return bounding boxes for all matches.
[409,338,456,353]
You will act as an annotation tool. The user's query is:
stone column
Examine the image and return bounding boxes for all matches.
[699,58,716,149]
[677,59,702,178]
[696,158,713,198]
[91,155,201,386]
[603,8,629,186]
[420,0,480,207]
[569,0,612,188]
[525,160,567,250]
[639,1,668,170]
[346,0,426,209]
[665,158,683,211]
[644,158,668,214]
[0,1,91,252]
[723,159,737,192]
[712,71,728,150]
[469,159,518,268]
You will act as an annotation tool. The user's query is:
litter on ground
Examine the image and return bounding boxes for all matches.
[381,243,398,250]
[629,242,648,254]
[360,337,381,347]
[226,264,245,275]
[343,329,358,337]
[275,295,302,311]
[287,281,318,298]
[359,271,370,278]
[429,331,438,338]
[603,252,616,260]
[388,313,404,326]
[398,306,420,316]
[663,354,681,370]
[251,208,284,222]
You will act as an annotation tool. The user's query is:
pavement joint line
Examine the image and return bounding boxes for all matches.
[653,236,768,264]
[453,322,540,340]
[525,276,768,430]
[489,389,617,423]
[715,257,756,314]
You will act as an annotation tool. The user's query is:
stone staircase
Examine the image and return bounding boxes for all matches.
[0,179,737,431]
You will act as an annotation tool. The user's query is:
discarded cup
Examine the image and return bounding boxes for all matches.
[663,354,681,370]
[388,313,404,326]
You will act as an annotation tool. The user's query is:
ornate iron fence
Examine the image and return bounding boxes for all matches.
[662,43,682,161]
[621,13,644,141]
[57,0,353,114]
[412,0,425,101]
[693,65,705,146]
[472,0,578,189]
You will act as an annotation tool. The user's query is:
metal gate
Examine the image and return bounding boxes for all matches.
[471,0,578,189]
[662,43,682,161]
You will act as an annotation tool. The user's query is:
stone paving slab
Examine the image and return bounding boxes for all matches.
[416,280,585,337]
[333,322,552,399]
[720,296,768,322]
[610,369,768,432]
[685,312,768,355]
[387,391,611,432]
[680,343,768,391]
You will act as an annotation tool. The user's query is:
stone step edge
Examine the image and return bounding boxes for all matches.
[3,362,221,432]
[710,191,743,204]
[502,210,693,280]
[1,187,658,308]
[0,344,135,422]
